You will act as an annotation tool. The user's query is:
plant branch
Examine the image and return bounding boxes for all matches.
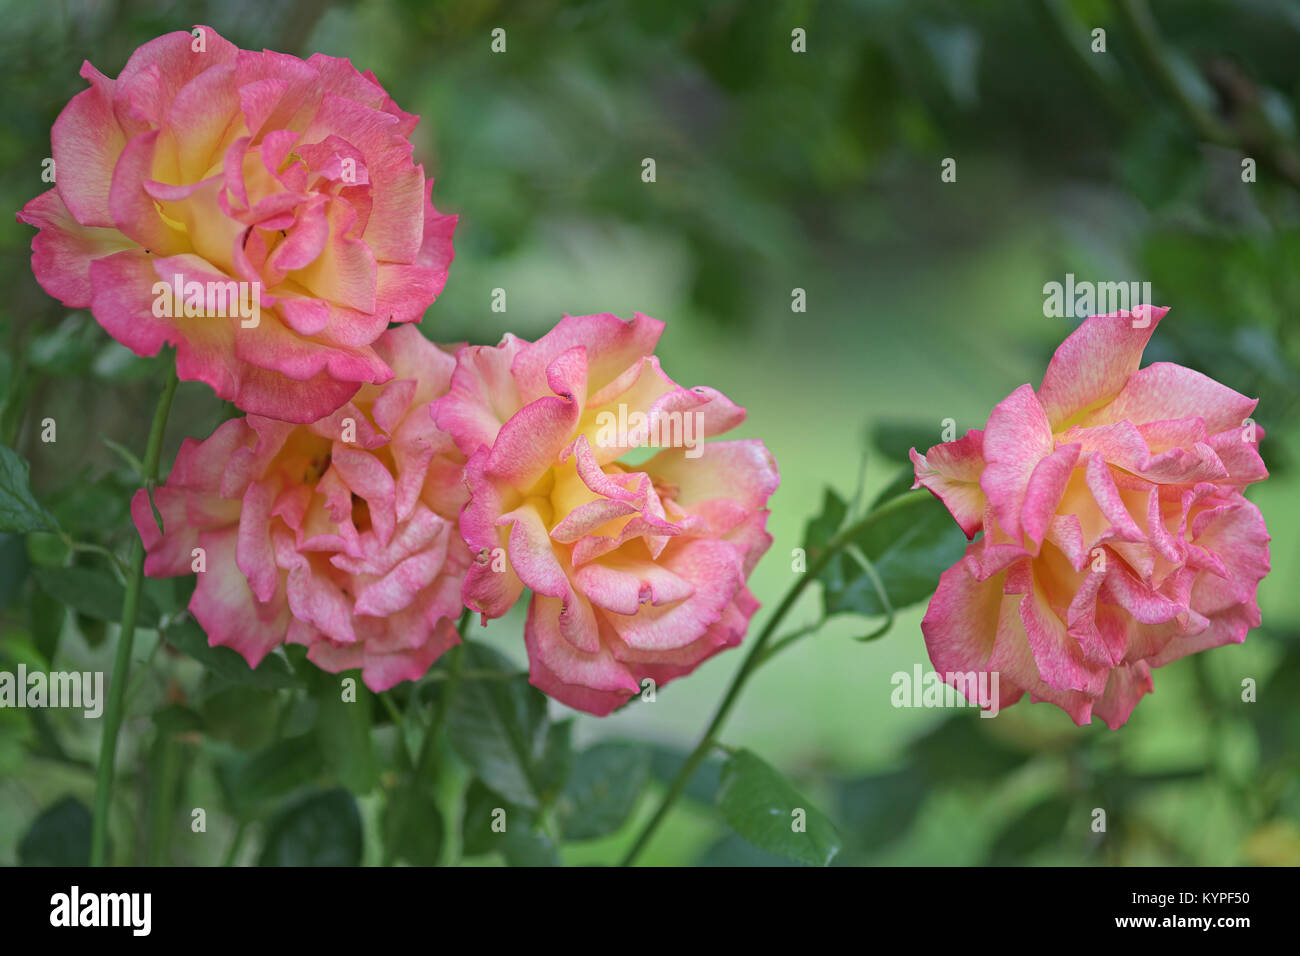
[90,361,178,867]
[619,488,928,865]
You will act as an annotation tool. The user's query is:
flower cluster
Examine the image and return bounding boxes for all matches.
[19,28,778,710]
[21,28,1270,729]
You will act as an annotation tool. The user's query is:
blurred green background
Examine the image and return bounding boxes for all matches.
[1,0,1297,866]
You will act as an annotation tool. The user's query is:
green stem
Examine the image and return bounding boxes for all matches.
[757,622,821,667]
[1037,0,1133,121]
[1115,0,1229,145]
[419,608,470,866]
[90,362,179,867]
[619,489,928,866]
[63,538,129,578]
[420,608,472,768]
[222,821,248,867]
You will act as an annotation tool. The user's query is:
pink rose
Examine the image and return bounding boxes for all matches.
[18,25,455,423]
[911,306,1270,728]
[431,312,779,715]
[132,326,469,691]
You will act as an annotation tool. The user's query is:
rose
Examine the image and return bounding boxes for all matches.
[18,25,455,423]
[911,306,1270,728]
[431,312,779,715]
[132,326,469,691]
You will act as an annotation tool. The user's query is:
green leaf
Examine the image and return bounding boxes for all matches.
[167,617,301,689]
[217,733,325,821]
[555,741,651,840]
[0,630,49,672]
[25,531,69,568]
[383,786,444,866]
[0,708,32,777]
[27,312,101,375]
[99,434,144,477]
[820,492,965,618]
[34,565,159,625]
[93,341,157,383]
[0,445,57,533]
[19,795,93,866]
[986,795,1072,865]
[697,831,801,867]
[460,778,559,866]
[0,532,29,610]
[48,481,128,537]
[75,614,108,648]
[716,748,841,866]
[446,643,570,809]
[258,788,362,866]
[869,466,919,508]
[912,714,1030,784]
[801,487,847,556]
[314,671,379,794]
[648,745,724,805]
[31,584,65,664]
[199,684,280,750]
[836,768,928,854]
[870,420,935,463]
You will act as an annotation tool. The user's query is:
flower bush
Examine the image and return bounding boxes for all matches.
[6,9,1284,872]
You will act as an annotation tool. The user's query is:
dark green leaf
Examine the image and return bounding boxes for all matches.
[447,643,568,809]
[648,745,724,805]
[217,733,325,821]
[199,684,279,750]
[870,420,936,463]
[75,614,108,648]
[836,768,928,854]
[912,714,1031,784]
[0,445,56,533]
[259,788,362,866]
[315,671,379,794]
[166,617,301,689]
[801,487,847,556]
[30,584,65,663]
[821,493,965,618]
[25,531,69,568]
[48,482,127,537]
[696,831,800,867]
[985,795,1072,865]
[556,741,650,840]
[19,796,92,866]
[34,565,159,626]
[0,532,28,609]
[716,748,841,866]
[460,778,559,866]
[384,786,444,866]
